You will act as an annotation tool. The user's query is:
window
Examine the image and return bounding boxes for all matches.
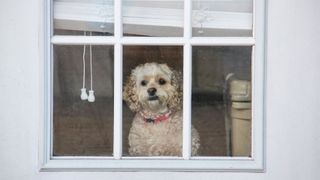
[41,0,265,171]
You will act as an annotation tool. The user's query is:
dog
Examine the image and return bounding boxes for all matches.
[123,62,200,156]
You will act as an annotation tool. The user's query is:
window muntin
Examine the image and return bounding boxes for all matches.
[43,0,265,171]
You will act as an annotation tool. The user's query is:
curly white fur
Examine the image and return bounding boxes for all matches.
[123,62,200,156]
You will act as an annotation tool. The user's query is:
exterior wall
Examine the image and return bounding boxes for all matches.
[0,0,320,180]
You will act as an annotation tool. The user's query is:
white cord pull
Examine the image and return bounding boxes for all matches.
[80,32,88,101]
[88,90,95,102]
[80,88,88,100]
[88,38,95,103]
[80,44,88,101]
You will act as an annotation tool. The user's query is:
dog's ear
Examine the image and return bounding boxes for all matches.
[168,69,183,110]
[123,71,141,112]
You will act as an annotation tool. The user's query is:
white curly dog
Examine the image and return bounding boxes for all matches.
[123,62,200,156]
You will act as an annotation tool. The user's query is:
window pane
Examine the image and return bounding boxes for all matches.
[53,0,114,36]
[123,1,183,37]
[192,46,252,156]
[53,45,114,156]
[122,46,185,156]
[192,0,253,37]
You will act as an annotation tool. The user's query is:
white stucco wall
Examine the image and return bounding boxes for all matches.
[0,0,320,180]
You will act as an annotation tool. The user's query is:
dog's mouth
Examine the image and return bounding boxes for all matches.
[148,95,159,101]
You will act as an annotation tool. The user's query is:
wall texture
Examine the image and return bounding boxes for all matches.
[1,0,320,180]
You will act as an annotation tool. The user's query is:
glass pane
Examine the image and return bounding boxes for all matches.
[53,45,114,156]
[123,1,183,37]
[192,0,253,37]
[122,46,184,156]
[192,46,252,156]
[53,0,114,36]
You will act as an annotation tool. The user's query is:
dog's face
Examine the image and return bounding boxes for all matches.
[134,63,175,110]
[123,63,182,113]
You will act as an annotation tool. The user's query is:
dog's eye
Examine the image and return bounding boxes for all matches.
[141,80,147,86]
[158,78,166,85]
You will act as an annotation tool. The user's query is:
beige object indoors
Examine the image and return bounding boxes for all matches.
[229,80,251,101]
[229,79,252,156]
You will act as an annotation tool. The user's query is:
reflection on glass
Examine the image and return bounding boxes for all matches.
[122,46,187,156]
[192,0,253,37]
[123,1,184,37]
[192,46,252,156]
[53,45,114,156]
[53,0,114,36]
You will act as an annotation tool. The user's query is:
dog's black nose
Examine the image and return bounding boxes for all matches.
[147,88,157,96]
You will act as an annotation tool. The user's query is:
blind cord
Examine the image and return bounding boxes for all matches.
[82,44,86,88]
[88,31,95,102]
[89,43,93,90]
[80,31,89,100]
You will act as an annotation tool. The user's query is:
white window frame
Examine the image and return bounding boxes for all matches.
[39,0,266,172]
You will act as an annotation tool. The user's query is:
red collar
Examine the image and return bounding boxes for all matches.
[139,110,172,124]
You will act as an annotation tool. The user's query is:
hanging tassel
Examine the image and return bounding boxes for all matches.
[80,87,88,100]
[87,37,95,102]
[88,90,95,102]
[80,32,89,100]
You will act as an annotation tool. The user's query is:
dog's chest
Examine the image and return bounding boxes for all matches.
[147,122,181,141]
